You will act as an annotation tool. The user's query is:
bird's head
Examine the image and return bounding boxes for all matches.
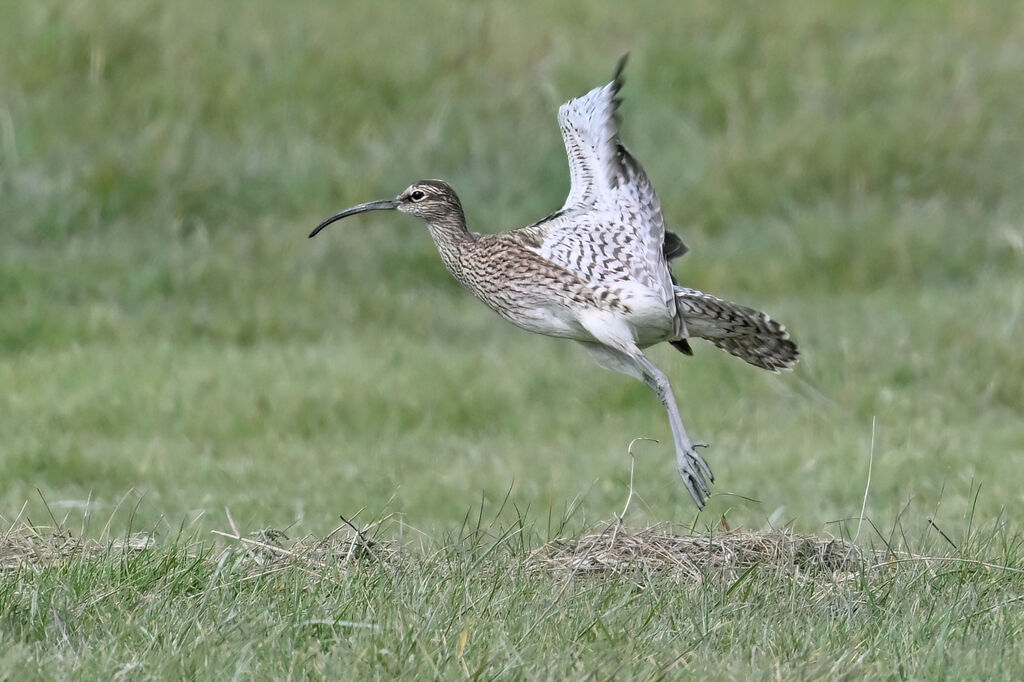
[309,179,463,238]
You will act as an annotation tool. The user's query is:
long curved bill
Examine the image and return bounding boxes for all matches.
[309,198,398,238]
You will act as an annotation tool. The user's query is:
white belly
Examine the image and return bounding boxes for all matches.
[495,302,589,339]
[493,292,674,348]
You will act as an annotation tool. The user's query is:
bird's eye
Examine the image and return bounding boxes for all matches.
[410,190,426,202]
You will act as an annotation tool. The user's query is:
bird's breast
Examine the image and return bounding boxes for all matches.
[446,237,676,344]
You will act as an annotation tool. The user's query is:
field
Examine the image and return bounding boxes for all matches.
[2,0,1024,678]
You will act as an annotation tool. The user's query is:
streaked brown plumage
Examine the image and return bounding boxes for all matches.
[310,57,798,509]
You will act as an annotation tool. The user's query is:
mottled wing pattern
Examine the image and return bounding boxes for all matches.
[531,56,676,305]
[558,57,628,210]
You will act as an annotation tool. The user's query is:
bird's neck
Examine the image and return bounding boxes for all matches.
[425,211,475,280]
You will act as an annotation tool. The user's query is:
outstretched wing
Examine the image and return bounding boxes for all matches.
[558,55,630,209]
[530,56,678,303]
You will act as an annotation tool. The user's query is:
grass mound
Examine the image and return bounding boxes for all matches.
[213,520,403,575]
[1,516,401,577]
[527,521,876,582]
[0,524,154,569]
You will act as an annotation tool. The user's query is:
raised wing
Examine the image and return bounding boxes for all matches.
[531,56,678,304]
[558,55,629,209]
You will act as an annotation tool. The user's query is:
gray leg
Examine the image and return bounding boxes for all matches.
[578,343,714,509]
[631,353,714,508]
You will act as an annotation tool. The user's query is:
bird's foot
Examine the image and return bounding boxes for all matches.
[676,443,714,510]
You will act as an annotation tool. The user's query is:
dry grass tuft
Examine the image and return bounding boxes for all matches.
[227,527,402,571]
[210,511,403,579]
[526,521,884,583]
[0,511,399,575]
[1,523,154,570]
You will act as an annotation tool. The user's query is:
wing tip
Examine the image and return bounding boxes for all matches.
[612,53,629,92]
[557,53,631,119]
[609,53,629,127]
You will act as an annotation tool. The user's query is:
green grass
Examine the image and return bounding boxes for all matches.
[2,0,1024,678]
[4,514,1024,680]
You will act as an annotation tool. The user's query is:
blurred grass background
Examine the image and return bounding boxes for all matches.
[1,0,1022,537]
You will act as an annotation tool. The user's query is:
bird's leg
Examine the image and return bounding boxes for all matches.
[577,341,714,509]
[631,353,714,509]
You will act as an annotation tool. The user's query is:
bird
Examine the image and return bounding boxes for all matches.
[309,56,798,509]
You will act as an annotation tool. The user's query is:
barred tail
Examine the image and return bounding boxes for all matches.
[673,287,799,372]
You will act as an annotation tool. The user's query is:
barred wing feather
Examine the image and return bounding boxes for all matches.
[532,56,676,303]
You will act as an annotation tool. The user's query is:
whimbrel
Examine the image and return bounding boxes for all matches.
[310,57,798,509]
